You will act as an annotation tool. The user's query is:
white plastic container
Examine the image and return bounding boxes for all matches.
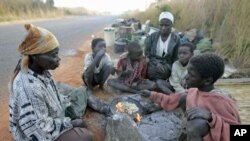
[104,27,115,47]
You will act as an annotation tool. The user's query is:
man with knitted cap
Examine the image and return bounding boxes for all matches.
[144,12,180,90]
[9,24,93,141]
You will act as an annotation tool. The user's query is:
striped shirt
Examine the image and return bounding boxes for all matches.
[9,69,72,141]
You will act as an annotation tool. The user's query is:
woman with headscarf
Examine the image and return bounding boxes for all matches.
[9,24,92,141]
[144,12,180,83]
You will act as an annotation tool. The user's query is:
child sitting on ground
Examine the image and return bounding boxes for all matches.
[140,53,240,141]
[82,38,115,90]
[108,42,156,93]
[157,42,194,94]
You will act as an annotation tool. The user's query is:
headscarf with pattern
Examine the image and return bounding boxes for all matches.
[11,24,59,84]
[18,24,59,70]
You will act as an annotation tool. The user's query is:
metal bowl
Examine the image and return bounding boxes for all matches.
[110,96,144,116]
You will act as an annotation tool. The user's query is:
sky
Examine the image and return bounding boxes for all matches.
[54,0,156,15]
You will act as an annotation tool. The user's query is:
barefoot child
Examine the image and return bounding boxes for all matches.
[141,53,240,141]
[83,38,115,90]
[108,42,155,93]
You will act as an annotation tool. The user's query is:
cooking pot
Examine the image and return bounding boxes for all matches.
[110,96,144,117]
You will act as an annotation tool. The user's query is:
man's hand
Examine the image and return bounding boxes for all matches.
[123,68,133,75]
[139,90,151,97]
[110,67,116,75]
[186,107,212,122]
[71,119,88,128]
[95,48,106,58]
[156,63,165,74]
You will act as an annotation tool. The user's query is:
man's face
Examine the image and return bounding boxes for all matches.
[93,41,106,55]
[178,46,193,66]
[33,48,60,70]
[160,19,173,35]
[185,63,203,88]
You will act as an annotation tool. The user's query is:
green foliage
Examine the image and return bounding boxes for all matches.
[46,0,54,8]
[122,0,250,68]
[0,0,89,22]
[122,2,171,28]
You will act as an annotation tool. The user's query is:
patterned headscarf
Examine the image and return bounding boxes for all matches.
[19,24,59,70]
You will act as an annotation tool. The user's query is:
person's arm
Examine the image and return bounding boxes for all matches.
[105,54,116,75]
[16,86,73,140]
[172,33,180,63]
[144,34,152,57]
[83,50,106,88]
[141,59,147,78]
[186,98,241,141]
[208,100,241,141]
[85,49,105,73]
[169,63,185,93]
[116,58,133,77]
[116,58,124,77]
[149,91,182,111]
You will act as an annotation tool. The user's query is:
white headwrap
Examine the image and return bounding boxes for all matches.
[159,12,174,23]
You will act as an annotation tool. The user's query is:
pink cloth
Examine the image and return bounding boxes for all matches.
[149,88,241,141]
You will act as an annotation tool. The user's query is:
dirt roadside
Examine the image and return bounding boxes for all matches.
[1,30,249,140]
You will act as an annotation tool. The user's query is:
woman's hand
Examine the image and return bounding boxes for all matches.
[186,107,212,122]
[156,63,165,74]
[71,119,87,128]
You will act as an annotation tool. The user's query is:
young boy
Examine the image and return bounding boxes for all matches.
[83,38,115,90]
[157,42,194,94]
[108,42,155,93]
[141,53,240,141]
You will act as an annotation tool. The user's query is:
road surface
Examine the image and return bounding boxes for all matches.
[0,16,116,100]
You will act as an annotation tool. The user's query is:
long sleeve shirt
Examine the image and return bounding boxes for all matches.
[9,69,72,141]
[149,88,241,141]
[169,60,187,93]
[84,52,113,74]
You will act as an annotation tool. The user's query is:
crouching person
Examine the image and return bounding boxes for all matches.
[83,38,115,90]
[108,42,156,94]
[9,24,92,141]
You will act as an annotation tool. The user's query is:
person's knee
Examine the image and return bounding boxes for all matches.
[79,128,93,141]
[102,64,112,73]
[186,119,209,137]
[107,79,114,86]
[156,79,164,87]
[148,81,156,90]
[83,129,93,141]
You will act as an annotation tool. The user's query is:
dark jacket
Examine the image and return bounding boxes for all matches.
[144,31,180,80]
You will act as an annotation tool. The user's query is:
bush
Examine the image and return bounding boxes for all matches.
[122,0,250,68]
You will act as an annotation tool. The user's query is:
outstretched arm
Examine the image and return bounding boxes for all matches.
[140,90,184,111]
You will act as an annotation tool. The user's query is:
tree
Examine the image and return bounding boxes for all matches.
[46,0,54,8]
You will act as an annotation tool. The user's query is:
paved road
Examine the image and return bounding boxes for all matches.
[0,16,116,98]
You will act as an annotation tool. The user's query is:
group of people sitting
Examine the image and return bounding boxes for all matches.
[9,11,240,141]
